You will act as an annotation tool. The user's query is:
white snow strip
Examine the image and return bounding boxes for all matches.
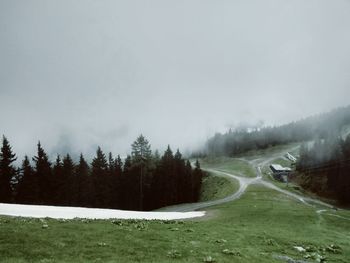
[0,203,205,220]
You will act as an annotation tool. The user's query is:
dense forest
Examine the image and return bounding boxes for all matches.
[202,106,350,157]
[294,135,350,204]
[0,135,203,211]
[199,105,350,204]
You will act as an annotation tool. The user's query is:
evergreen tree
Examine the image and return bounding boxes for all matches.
[0,136,17,202]
[32,142,52,204]
[115,155,123,176]
[124,155,132,171]
[131,134,152,163]
[52,155,63,205]
[174,149,186,203]
[62,154,75,205]
[16,156,38,204]
[75,154,92,207]
[110,154,122,208]
[108,152,115,175]
[91,147,109,207]
[131,135,153,210]
[153,150,161,166]
[120,155,135,209]
[107,152,115,207]
[160,145,175,204]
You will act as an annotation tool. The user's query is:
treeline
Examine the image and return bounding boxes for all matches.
[295,135,350,204]
[202,106,350,157]
[0,135,203,211]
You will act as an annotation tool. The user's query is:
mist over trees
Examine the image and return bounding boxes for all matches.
[295,135,350,204]
[0,135,203,211]
[198,105,350,204]
[202,106,350,157]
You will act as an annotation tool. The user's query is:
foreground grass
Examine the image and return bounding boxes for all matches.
[2,148,349,262]
[1,184,350,263]
[200,157,256,177]
[199,172,239,202]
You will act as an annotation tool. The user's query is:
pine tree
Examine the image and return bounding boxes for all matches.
[91,147,109,207]
[62,154,75,205]
[123,154,143,210]
[174,149,185,203]
[110,154,122,208]
[52,155,63,205]
[115,155,123,176]
[0,136,17,202]
[16,156,38,204]
[106,152,115,207]
[131,135,153,210]
[161,145,175,204]
[32,142,52,204]
[75,154,92,207]
[131,134,152,163]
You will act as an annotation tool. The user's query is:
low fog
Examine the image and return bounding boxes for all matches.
[1,0,350,160]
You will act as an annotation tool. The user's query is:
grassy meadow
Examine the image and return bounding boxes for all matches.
[200,157,256,178]
[199,172,239,202]
[1,147,350,263]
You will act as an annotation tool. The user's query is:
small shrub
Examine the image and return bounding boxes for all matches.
[203,256,215,262]
[167,249,182,258]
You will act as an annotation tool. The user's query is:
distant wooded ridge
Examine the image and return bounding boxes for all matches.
[199,105,350,157]
[0,135,203,211]
[295,134,350,204]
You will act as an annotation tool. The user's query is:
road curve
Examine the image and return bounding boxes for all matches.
[159,169,247,212]
[162,145,337,213]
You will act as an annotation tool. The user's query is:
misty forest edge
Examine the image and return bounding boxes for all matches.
[0,135,203,211]
[1,105,350,210]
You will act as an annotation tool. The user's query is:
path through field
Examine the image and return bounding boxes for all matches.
[163,145,350,221]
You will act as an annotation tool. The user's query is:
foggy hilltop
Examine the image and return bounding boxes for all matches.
[2,1,350,262]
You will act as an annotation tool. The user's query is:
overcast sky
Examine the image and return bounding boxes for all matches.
[1,0,350,160]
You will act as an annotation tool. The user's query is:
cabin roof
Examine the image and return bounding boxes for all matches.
[270,164,291,172]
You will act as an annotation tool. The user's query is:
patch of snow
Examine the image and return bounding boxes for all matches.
[0,203,205,220]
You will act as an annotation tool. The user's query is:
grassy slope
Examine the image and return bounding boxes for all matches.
[1,145,350,263]
[1,185,349,263]
[200,157,256,177]
[199,172,239,202]
[236,143,300,160]
[269,157,293,168]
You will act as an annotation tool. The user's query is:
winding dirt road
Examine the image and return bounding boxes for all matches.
[163,146,341,214]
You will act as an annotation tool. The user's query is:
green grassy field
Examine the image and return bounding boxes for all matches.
[1,184,349,263]
[200,157,256,177]
[1,146,350,263]
[235,143,300,160]
[199,172,239,202]
[269,157,293,168]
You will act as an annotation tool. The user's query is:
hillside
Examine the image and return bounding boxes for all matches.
[203,106,350,157]
[1,144,349,263]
